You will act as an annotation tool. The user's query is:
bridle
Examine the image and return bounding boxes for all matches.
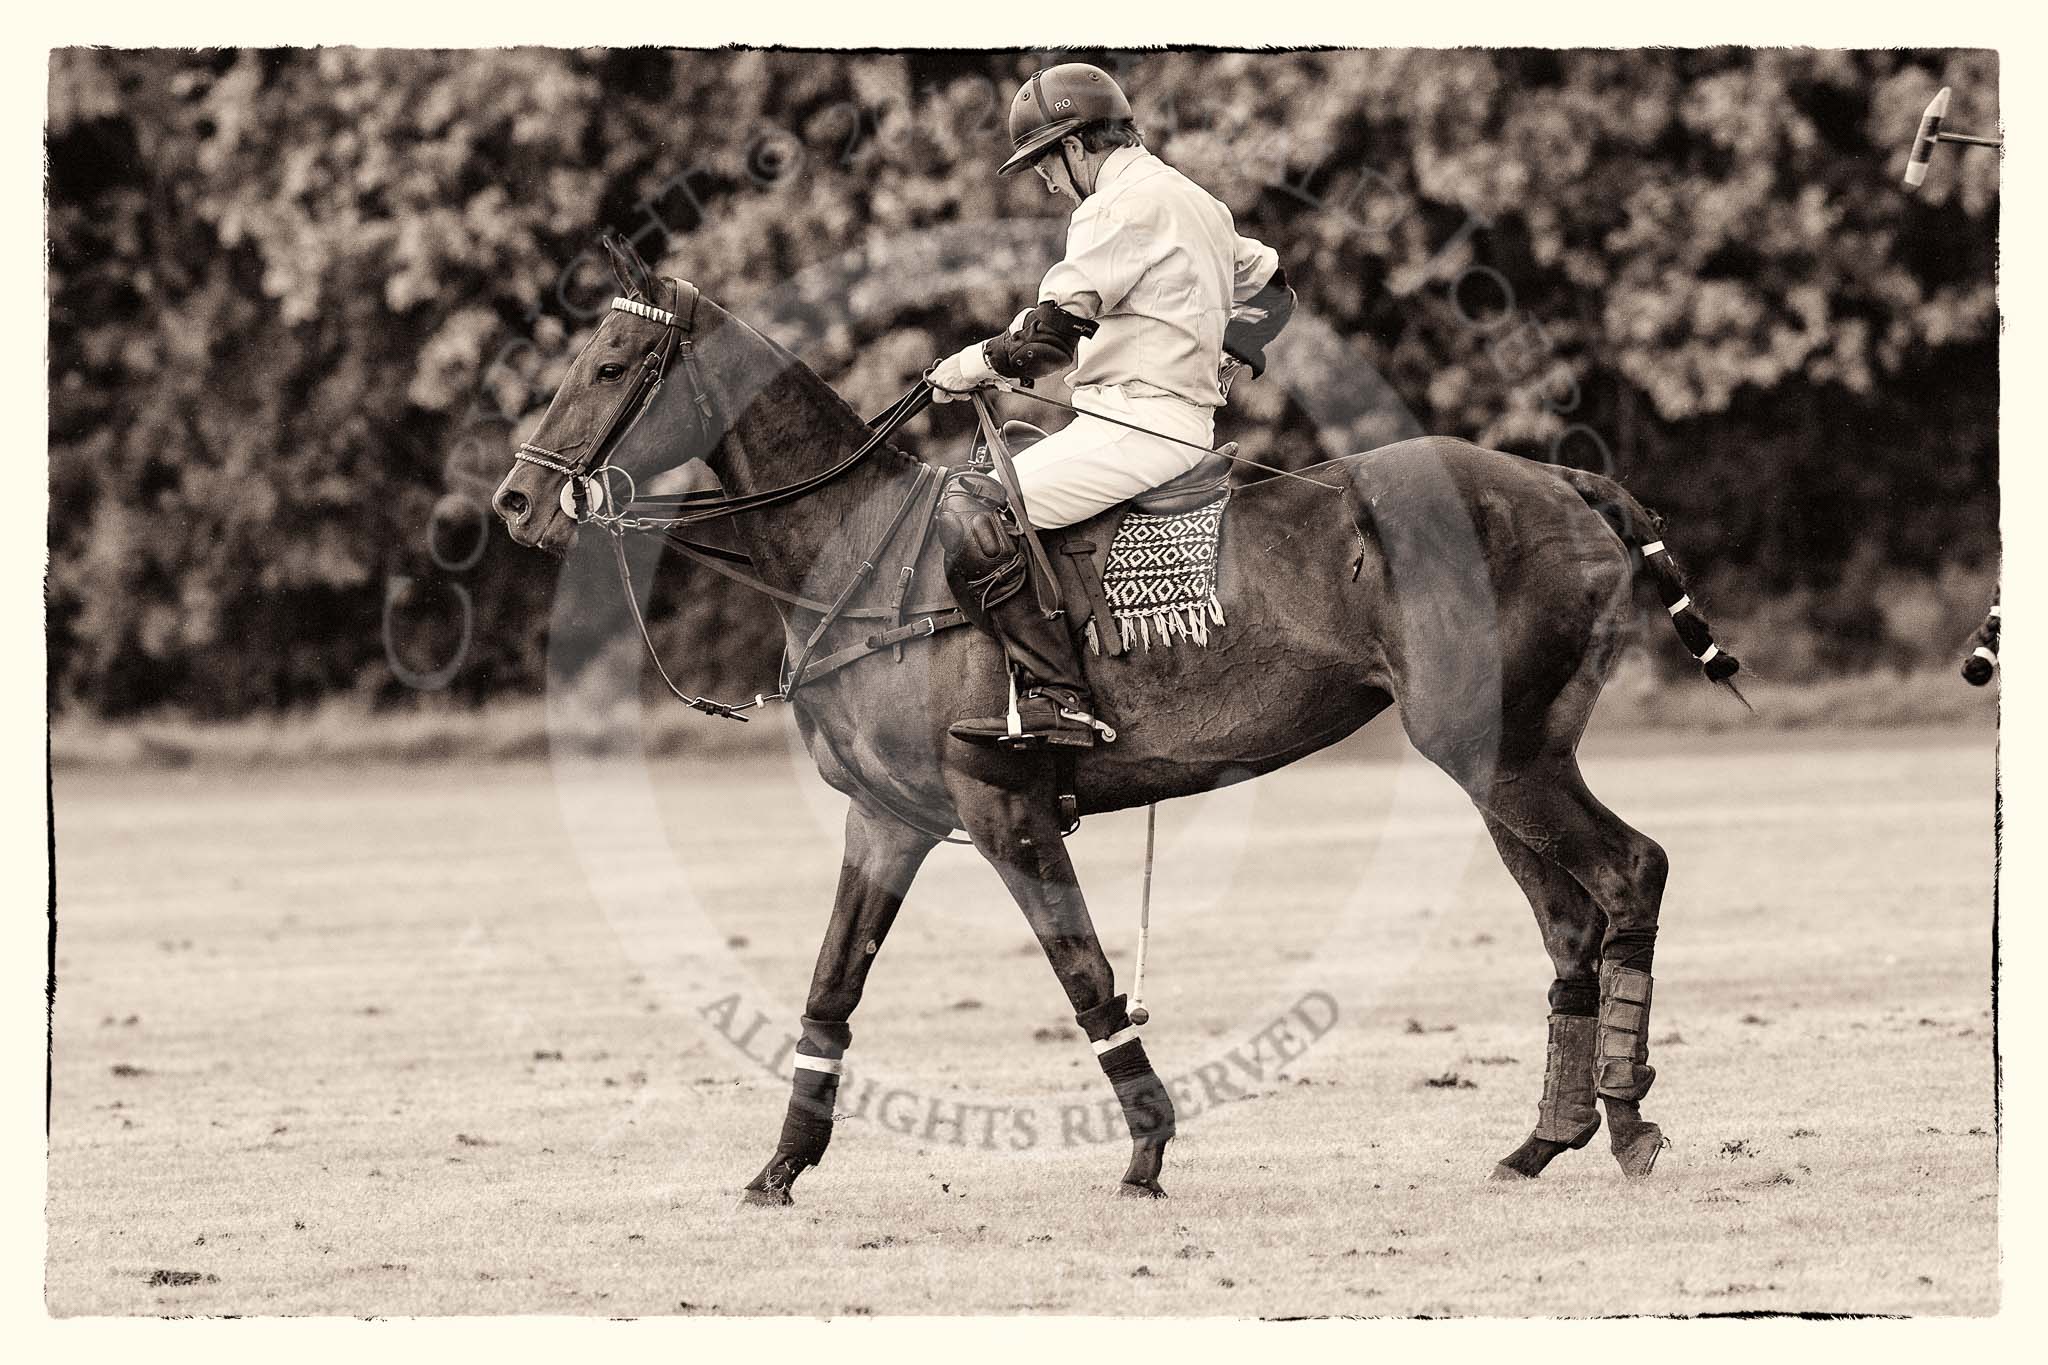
[514,275,980,842]
[514,276,962,727]
[514,280,705,508]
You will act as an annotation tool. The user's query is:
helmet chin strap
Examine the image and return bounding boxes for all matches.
[1058,142,1090,200]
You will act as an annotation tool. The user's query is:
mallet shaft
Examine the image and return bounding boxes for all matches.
[1129,803,1156,1025]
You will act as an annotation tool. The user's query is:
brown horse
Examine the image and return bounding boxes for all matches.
[492,255,1742,1203]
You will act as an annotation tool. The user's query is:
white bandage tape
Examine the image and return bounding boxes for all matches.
[1092,1025,1141,1056]
[1698,644,1720,665]
[1667,594,1691,616]
[1641,540,1666,556]
[793,1054,844,1076]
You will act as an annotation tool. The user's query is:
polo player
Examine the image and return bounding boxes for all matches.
[927,62,1296,750]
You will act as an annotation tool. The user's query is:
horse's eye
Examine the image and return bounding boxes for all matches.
[597,362,627,381]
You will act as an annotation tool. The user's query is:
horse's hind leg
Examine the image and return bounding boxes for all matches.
[1480,812,1606,1181]
[741,800,936,1207]
[1477,759,1671,1180]
[951,768,1175,1197]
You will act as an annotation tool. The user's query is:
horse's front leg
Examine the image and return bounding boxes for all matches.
[953,767,1176,1198]
[740,800,936,1207]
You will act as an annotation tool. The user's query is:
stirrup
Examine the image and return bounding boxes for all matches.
[950,676,1116,750]
[1009,674,1116,746]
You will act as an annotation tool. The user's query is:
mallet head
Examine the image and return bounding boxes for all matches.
[1129,1005,1149,1026]
[1904,86,1951,189]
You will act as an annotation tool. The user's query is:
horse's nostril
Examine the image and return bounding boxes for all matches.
[496,487,530,522]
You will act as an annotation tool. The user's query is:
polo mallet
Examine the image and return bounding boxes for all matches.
[1904,87,2002,190]
[1128,803,1157,1026]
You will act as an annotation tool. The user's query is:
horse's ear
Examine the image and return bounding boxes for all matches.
[601,230,657,303]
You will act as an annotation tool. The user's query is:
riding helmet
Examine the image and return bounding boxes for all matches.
[997,63,1134,176]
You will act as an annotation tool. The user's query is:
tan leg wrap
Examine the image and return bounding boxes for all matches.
[1533,1012,1601,1145]
[1595,963,1657,1102]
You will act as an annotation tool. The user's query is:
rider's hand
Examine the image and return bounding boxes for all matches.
[927,340,998,402]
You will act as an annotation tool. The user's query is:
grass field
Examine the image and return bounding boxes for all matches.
[47,718,1999,1317]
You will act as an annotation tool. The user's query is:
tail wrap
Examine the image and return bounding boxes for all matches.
[1548,466,1742,685]
[1962,603,1999,686]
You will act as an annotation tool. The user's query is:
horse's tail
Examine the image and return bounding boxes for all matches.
[1547,465,1745,697]
[1961,602,2000,686]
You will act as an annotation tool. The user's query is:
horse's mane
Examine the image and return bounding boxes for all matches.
[712,291,924,473]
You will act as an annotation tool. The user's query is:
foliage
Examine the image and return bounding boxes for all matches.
[47,48,1999,717]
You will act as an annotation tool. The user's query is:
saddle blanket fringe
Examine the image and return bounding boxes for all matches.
[1095,494,1230,653]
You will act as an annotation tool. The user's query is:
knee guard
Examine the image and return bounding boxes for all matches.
[937,471,1026,616]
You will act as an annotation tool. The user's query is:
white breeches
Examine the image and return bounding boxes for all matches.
[1012,384,1217,529]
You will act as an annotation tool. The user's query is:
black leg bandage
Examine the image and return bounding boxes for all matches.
[1604,927,1656,975]
[772,1016,851,1169]
[1075,994,1175,1143]
[1548,975,1599,1018]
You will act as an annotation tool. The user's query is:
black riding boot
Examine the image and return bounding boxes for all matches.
[937,471,1112,750]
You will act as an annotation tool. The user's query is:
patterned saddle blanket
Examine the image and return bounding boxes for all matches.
[1047,471,1232,658]
[983,419,1234,658]
[1095,496,1230,651]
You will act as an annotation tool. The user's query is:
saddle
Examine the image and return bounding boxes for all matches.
[990,421,1234,658]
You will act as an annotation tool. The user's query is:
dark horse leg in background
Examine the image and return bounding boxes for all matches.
[1483,812,1607,1180]
[743,801,937,1205]
[1474,756,1669,1178]
[1381,459,1678,1182]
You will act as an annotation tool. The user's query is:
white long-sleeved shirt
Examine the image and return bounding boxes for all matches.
[1036,145,1279,410]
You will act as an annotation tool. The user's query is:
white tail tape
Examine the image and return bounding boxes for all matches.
[1092,1025,1142,1056]
[1698,643,1720,665]
[1973,646,1998,664]
[1988,605,2001,619]
[1667,594,1691,616]
[793,1054,844,1076]
[1641,540,1667,556]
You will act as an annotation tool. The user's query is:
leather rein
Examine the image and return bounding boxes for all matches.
[532,279,969,723]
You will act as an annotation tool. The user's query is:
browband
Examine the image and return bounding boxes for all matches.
[611,296,681,328]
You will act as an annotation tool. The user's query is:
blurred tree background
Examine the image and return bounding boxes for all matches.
[46,47,1998,720]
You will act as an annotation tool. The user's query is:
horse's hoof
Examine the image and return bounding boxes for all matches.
[1492,1133,1575,1180]
[738,1186,794,1208]
[1612,1124,1668,1180]
[1118,1179,1167,1199]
